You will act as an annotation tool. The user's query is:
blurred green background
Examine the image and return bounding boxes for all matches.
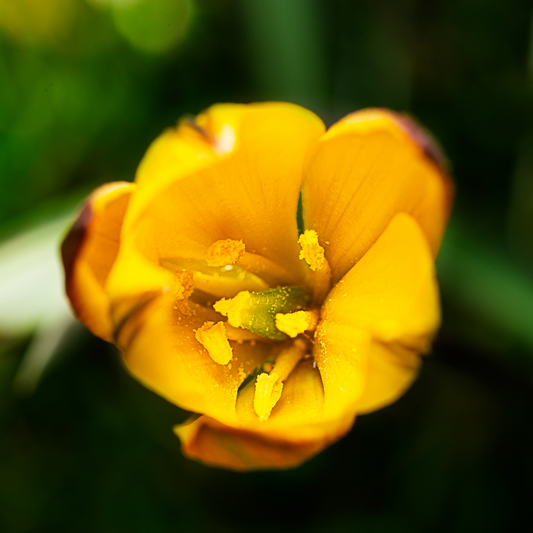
[1,0,533,531]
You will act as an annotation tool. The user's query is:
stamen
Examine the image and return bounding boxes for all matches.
[206,239,246,267]
[298,229,325,271]
[275,309,319,338]
[298,230,332,304]
[172,270,194,300]
[254,372,283,422]
[271,338,307,381]
[213,291,252,329]
[253,338,307,421]
[195,321,233,365]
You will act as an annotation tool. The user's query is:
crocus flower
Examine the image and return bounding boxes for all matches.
[62,103,451,470]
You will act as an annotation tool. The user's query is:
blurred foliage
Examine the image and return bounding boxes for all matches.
[0,0,532,531]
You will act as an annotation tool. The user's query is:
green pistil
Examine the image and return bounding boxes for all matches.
[214,287,310,341]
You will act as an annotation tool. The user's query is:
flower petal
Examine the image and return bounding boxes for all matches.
[173,358,356,470]
[104,215,173,326]
[117,293,273,424]
[175,415,329,470]
[315,213,440,418]
[61,182,135,341]
[313,323,372,420]
[355,342,421,415]
[176,381,352,472]
[302,109,452,282]
[124,102,325,284]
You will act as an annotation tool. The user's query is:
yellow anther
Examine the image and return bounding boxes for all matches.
[275,310,318,338]
[298,229,326,272]
[206,239,245,267]
[252,338,308,422]
[254,371,283,422]
[195,321,233,365]
[213,291,251,329]
[298,230,332,304]
[172,270,194,300]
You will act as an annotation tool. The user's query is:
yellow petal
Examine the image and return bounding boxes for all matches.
[118,293,272,425]
[176,360,354,470]
[61,182,135,341]
[104,215,173,327]
[316,213,440,418]
[321,213,440,347]
[355,342,421,415]
[313,322,372,420]
[302,108,452,283]
[124,102,325,286]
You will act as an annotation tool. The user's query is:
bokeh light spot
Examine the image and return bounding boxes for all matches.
[0,0,78,48]
[111,0,193,54]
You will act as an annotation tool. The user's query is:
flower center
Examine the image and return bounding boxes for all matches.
[160,232,331,421]
[213,286,310,341]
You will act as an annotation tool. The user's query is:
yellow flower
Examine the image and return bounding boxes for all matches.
[61,103,452,470]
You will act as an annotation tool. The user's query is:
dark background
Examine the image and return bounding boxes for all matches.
[1,0,532,531]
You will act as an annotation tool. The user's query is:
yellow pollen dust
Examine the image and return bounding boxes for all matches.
[298,229,326,271]
[195,321,233,365]
[206,239,245,267]
[254,371,283,422]
[172,270,194,300]
[275,310,318,338]
[213,291,251,329]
